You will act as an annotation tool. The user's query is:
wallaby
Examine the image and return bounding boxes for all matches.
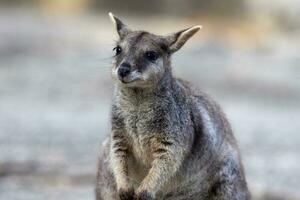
[96,13,250,200]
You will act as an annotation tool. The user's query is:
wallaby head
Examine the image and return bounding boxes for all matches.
[109,13,202,89]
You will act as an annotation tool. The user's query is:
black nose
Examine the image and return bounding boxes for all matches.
[118,63,131,78]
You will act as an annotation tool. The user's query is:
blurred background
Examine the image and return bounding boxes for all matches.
[0,0,299,199]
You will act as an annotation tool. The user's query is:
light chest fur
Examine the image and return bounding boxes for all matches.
[115,88,163,166]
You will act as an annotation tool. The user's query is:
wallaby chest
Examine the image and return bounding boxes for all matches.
[118,96,166,165]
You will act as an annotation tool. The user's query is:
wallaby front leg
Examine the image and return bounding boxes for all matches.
[111,132,134,200]
[135,142,185,200]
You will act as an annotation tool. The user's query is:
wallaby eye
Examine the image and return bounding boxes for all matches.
[145,51,159,62]
[113,46,122,56]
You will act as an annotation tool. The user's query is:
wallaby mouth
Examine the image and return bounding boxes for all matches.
[119,75,140,84]
[117,69,142,85]
[118,64,136,84]
[120,78,136,84]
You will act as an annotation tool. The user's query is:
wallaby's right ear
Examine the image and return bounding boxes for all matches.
[109,12,131,39]
[165,25,202,53]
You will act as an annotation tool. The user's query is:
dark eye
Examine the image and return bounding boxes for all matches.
[145,51,159,62]
[113,46,122,56]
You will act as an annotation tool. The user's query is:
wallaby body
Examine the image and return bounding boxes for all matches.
[96,13,250,200]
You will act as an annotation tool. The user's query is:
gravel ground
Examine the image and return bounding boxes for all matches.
[0,9,299,200]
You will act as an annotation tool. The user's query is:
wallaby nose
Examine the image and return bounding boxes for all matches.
[118,63,131,78]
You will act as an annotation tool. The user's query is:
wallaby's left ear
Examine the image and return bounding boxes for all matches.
[166,25,202,53]
[109,12,131,39]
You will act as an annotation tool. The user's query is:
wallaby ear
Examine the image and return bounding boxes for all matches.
[166,25,202,53]
[109,12,131,39]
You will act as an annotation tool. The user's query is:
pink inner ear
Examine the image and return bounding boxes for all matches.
[168,26,201,53]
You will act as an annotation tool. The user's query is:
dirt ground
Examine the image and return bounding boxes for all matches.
[0,9,299,200]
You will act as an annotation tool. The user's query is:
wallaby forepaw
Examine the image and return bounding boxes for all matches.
[134,190,154,200]
[118,187,135,200]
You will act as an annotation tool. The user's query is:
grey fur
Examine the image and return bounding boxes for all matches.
[96,14,250,200]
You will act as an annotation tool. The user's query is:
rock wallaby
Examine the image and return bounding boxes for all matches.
[96,13,250,200]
